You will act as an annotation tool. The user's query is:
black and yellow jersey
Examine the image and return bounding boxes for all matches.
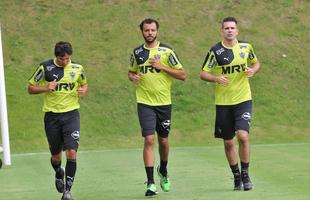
[129,42,183,106]
[202,40,258,105]
[29,58,87,113]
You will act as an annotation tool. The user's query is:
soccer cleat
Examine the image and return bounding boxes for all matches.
[242,173,253,191]
[145,183,158,196]
[55,167,65,193]
[233,175,243,191]
[61,190,73,200]
[157,166,171,192]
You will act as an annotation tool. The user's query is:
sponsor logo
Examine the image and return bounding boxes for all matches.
[221,63,246,74]
[208,57,215,68]
[240,45,247,49]
[242,112,251,120]
[139,65,161,74]
[55,83,75,91]
[249,50,255,60]
[71,65,80,69]
[169,54,178,66]
[216,48,225,55]
[135,47,143,55]
[158,47,166,52]
[53,74,59,79]
[46,65,55,71]
[81,71,86,80]
[71,131,80,140]
[161,120,171,128]
[34,70,43,82]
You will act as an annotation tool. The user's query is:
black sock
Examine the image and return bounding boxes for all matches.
[145,166,154,185]
[230,163,240,178]
[160,160,168,177]
[50,158,61,172]
[241,162,249,175]
[65,159,77,191]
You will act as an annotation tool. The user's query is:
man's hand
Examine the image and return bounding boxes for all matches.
[245,67,255,78]
[47,79,57,91]
[149,58,163,70]
[128,72,141,85]
[215,75,229,86]
[78,84,88,96]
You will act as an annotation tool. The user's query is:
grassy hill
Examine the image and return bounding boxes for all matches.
[0,0,309,153]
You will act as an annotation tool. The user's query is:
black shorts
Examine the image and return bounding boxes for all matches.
[214,100,252,140]
[44,109,80,155]
[137,103,172,138]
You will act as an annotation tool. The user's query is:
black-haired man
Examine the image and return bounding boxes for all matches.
[28,41,88,200]
[200,17,260,191]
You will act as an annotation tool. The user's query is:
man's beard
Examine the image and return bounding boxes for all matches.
[144,35,157,44]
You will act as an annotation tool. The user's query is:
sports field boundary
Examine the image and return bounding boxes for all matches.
[11,142,310,157]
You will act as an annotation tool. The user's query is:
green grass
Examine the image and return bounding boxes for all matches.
[0,143,309,200]
[0,0,309,153]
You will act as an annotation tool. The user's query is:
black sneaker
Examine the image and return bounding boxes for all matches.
[55,167,65,193]
[145,183,158,197]
[234,175,243,190]
[242,173,253,191]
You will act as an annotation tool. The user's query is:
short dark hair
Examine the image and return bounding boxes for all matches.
[139,18,159,31]
[54,41,73,57]
[222,16,238,28]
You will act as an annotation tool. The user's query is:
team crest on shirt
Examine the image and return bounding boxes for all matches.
[154,54,161,59]
[46,65,55,71]
[70,72,76,79]
[239,52,245,59]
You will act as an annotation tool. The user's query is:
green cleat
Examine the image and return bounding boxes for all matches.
[145,183,158,196]
[157,166,171,192]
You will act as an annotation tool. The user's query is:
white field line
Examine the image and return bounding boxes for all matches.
[11,142,310,157]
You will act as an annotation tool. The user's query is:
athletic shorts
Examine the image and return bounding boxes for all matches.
[137,103,172,138]
[214,100,252,140]
[44,109,80,155]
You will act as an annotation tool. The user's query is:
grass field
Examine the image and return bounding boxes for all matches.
[0,1,309,199]
[1,143,309,200]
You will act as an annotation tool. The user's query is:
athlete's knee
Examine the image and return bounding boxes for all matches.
[158,136,168,146]
[144,135,155,148]
[224,139,234,151]
[51,152,62,161]
[237,130,249,144]
[66,149,77,160]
